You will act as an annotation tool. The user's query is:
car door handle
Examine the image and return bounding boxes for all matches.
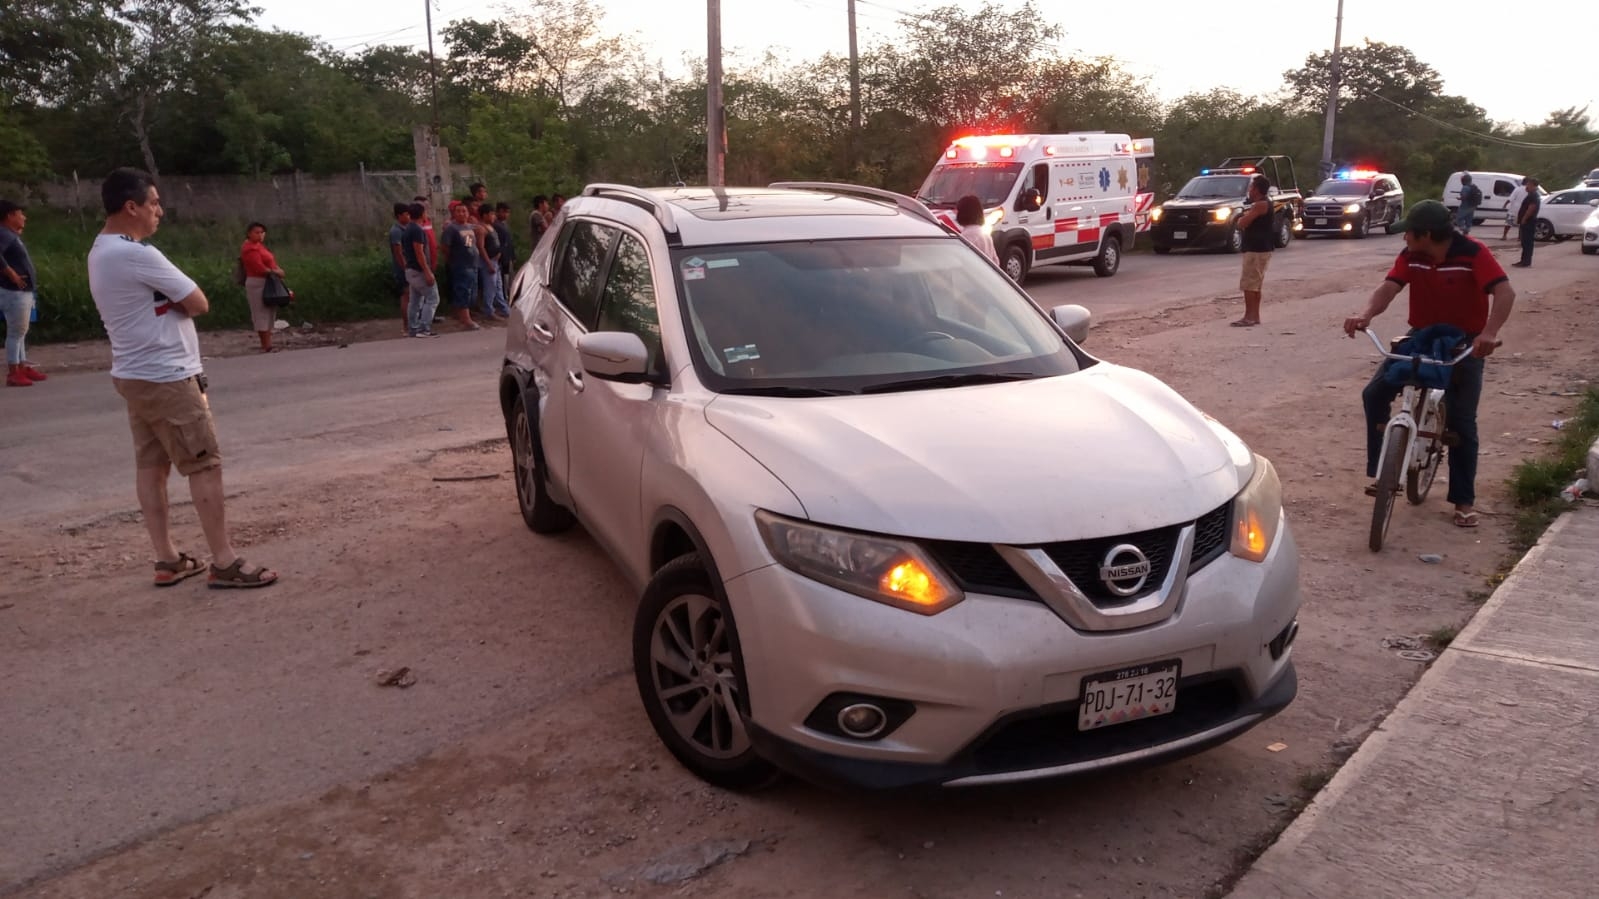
[1045,207,1052,220]
[566,370,584,392]
[531,321,554,341]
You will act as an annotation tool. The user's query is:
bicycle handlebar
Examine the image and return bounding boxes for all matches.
[1363,329,1477,366]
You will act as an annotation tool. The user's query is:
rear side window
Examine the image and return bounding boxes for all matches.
[551,220,617,328]
[1493,180,1515,197]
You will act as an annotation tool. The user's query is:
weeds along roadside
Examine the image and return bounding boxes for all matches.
[1493,386,1599,581]
[19,209,397,343]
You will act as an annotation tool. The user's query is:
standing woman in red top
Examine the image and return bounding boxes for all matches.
[239,222,285,353]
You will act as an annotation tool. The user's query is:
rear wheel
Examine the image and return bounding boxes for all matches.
[1534,219,1555,242]
[1001,242,1030,282]
[511,394,575,534]
[633,553,778,791]
[1092,234,1121,277]
[1274,215,1292,248]
[1407,403,1447,504]
[1370,425,1408,552]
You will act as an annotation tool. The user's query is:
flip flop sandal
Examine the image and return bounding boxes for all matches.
[1453,511,1480,528]
[1229,319,1260,328]
[208,558,279,589]
[154,552,206,587]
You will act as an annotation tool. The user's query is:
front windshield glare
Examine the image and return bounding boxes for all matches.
[673,238,1078,394]
[918,163,1023,207]
[1176,176,1250,199]
[1314,180,1371,197]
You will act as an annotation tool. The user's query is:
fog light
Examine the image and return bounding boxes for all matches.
[837,703,888,739]
[1341,223,1353,232]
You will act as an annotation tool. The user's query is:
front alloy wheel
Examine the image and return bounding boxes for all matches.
[633,553,777,790]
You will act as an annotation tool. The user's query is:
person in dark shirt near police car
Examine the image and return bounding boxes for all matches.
[1512,177,1540,268]
[1232,174,1275,327]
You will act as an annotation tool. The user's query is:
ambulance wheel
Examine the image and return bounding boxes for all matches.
[1001,243,1030,283]
[1092,234,1121,277]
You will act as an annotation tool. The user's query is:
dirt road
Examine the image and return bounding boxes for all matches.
[3,234,1594,898]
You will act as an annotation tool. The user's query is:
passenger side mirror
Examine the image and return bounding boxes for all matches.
[578,331,653,383]
[1588,198,1598,207]
[1019,188,1044,212]
[1051,304,1091,345]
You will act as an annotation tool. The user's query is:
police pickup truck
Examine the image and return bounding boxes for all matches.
[1149,156,1302,254]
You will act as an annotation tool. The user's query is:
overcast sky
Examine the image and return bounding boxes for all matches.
[260,0,1595,130]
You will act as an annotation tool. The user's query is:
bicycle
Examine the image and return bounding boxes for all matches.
[1362,328,1475,552]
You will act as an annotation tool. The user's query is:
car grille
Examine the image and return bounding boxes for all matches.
[1162,209,1206,227]
[1304,203,1353,218]
[925,501,1233,604]
[968,674,1242,774]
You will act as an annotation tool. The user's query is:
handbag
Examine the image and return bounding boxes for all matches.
[261,273,294,307]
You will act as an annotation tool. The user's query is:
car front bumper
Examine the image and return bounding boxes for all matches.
[725,521,1303,789]
[1149,220,1234,249]
[1300,210,1365,234]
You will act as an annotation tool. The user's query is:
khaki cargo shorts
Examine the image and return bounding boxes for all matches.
[113,376,223,475]
[1239,252,1272,292]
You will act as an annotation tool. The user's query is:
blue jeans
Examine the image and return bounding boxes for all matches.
[450,267,478,310]
[1362,353,1484,506]
[1454,206,1476,233]
[0,287,33,364]
[1518,222,1536,265]
[477,266,508,316]
[404,270,440,334]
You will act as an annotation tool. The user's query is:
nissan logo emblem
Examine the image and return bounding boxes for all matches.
[1099,544,1153,597]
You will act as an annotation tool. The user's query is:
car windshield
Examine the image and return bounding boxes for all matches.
[917,163,1023,208]
[671,238,1080,395]
[1175,176,1249,199]
[1314,179,1372,197]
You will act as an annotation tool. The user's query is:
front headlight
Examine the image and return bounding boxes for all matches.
[1229,455,1283,563]
[984,207,1004,227]
[1150,206,1164,222]
[1344,203,1362,214]
[1212,207,1235,222]
[755,511,964,614]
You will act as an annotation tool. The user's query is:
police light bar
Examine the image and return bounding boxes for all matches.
[1336,168,1380,180]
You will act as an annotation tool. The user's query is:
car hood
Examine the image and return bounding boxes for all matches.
[703,364,1252,543]
[1305,194,1365,205]
[1162,196,1240,209]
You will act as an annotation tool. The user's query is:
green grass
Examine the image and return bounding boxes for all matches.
[14,210,402,343]
[1505,387,1599,552]
[1427,625,1459,650]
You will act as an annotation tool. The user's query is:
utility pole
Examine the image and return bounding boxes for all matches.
[1319,0,1345,179]
[848,0,861,171]
[423,0,442,210]
[706,0,726,187]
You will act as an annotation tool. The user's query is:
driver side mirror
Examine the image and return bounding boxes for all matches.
[578,331,655,384]
[1018,188,1044,212]
[1052,304,1091,345]
[1588,198,1598,207]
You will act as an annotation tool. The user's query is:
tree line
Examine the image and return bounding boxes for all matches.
[4,0,1595,204]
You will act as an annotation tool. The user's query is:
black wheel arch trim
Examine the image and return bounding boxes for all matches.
[647,506,756,718]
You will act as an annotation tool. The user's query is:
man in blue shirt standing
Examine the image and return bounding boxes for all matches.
[0,199,46,386]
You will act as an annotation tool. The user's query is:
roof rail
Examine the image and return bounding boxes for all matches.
[580,183,678,236]
[768,181,944,229]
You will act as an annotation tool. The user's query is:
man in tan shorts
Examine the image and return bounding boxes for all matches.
[1232,174,1276,327]
[87,167,278,589]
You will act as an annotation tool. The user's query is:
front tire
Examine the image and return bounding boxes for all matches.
[511,394,575,534]
[1534,219,1555,242]
[1225,224,1243,254]
[1353,211,1371,239]
[1274,215,1292,248]
[1582,245,1597,255]
[1370,425,1408,552]
[1092,234,1121,277]
[1001,242,1030,283]
[633,553,778,791]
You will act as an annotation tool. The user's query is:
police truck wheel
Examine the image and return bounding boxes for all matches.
[1092,234,1121,277]
[1274,216,1292,248]
[1001,243,1029,282]
[1354,212,1371,239]
[1225,225,1242,254]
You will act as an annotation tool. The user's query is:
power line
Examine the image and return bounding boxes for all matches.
[1359,88,1599,149]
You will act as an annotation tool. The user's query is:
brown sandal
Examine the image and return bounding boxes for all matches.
[208,558,279,589]
[154,552,206,587]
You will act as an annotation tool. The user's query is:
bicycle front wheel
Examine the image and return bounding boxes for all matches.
[1407,403,1448,505]
[1370,425,1408,552]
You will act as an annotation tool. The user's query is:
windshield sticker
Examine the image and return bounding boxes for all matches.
[682,257,706,281]
[722,344,760,364]
[706,258,740,269]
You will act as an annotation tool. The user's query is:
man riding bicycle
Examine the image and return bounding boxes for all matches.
[1342,199,1516,528]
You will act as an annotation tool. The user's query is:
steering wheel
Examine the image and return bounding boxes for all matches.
[904,331,956,352]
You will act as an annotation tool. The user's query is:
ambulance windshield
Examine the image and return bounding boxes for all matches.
[917,163,1024,208]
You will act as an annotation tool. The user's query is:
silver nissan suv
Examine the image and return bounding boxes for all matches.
[498,182,1302,790]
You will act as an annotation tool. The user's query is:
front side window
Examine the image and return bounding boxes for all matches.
[671,238,1081,396]
[552,220,617,328]
[596,233,663,374]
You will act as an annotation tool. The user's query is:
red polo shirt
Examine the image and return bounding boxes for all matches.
[239,240,277,278]
[1384,234,1507,334]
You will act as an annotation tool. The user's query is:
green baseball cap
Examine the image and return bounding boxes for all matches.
[1389,199,1453,234]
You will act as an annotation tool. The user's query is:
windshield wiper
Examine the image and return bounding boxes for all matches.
[860,372,1036,394]
[718,385,854,397]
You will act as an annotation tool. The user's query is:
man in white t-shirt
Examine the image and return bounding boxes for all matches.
[87,168,278,590]
[1501,179,1528,241]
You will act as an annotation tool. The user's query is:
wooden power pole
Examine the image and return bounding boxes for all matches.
[706,0,726,187]
[848,0,861,170]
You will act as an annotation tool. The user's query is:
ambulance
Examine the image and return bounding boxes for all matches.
[916,133,1156,283]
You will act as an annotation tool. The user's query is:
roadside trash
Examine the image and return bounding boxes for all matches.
[1266,742,1288,752]
[1560,479,1590,503]
[272,319,289,331]
[1551,419,1564,430]
[375,666,417,688]
[1397,650,1436,663]
[1418,553,1443,564]
[1380,634,1426,651]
